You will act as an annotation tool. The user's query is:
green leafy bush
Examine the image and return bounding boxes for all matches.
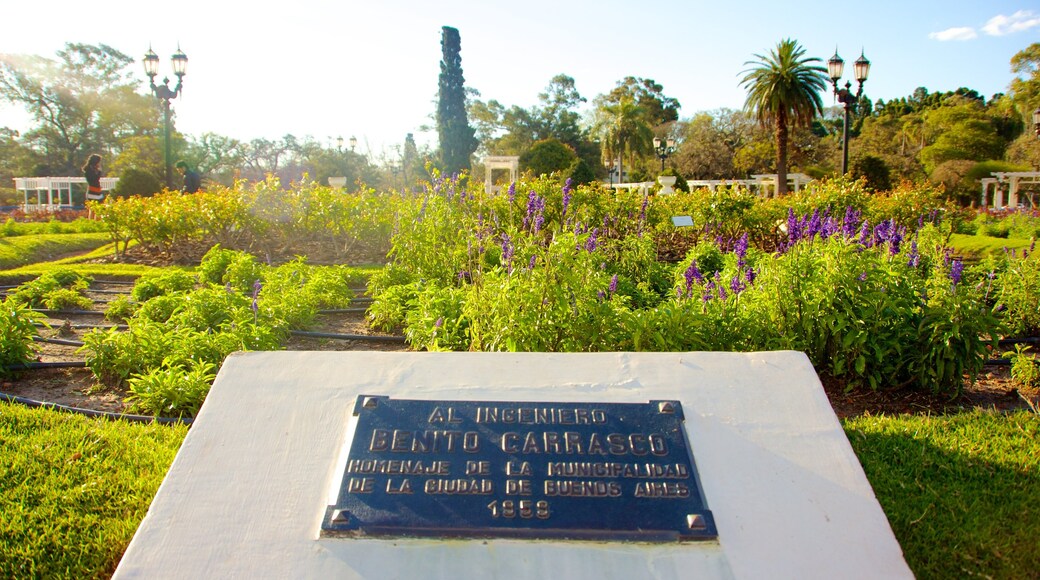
[104,295,137,322]
[6,270,92,309]
[0,304,41,375]
[111,167,162,198]
[131,270,197,301]
[126,361,217,417]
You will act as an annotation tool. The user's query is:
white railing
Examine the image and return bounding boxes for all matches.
[13,176,118,211]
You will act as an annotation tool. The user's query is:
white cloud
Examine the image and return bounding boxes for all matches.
[928,27,978,41]
[983,10,1040,36]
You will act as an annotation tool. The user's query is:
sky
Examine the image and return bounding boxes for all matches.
[1,0,1038,162]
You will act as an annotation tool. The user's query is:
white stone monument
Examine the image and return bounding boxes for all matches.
[114,351,911,579]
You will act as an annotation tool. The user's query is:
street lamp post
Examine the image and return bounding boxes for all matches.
[144,46,188,190]
[828,49,870,176]
[604,159,618,188]
[652,137,676,173]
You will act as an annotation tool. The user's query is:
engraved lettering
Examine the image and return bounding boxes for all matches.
[386,478,413,494]
[501,432,519,453]
[465,460,490,475]
[463,431,480,453]
[506,461,532,476]
[346,459,451,475]
[347,477,374,493]
[505,479,532,495]
[544,480,623,497]
[634,481,691,498]
[475,406,609,425]
[369,429,390,451]
[368,430,475,453]
[545,461,689,479]
[424,478,494,495]
[427,407,446,423]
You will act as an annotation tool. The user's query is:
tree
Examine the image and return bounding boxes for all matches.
[1009,43,1040,124]
[0,43,157,175]
[850,154,892,192]
[436,26,477,175]
[740,39,828,194]
[537,74,586,147]
[603,77,681,128]
[520,138,577,177]
[593,97,653,181]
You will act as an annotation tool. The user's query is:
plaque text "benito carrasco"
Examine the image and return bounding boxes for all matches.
[321,396,717,541]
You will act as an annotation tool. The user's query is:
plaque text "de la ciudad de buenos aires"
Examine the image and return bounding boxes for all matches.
[321,396,717,541]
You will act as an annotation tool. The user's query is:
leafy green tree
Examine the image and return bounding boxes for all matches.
[520,138,577,177]
[111,167,162,198]
[566,158,596,186]
[918,97,1007,174]
[594,97,653,181]
[1009,43,1040,123]
[0,128,40,205]
[740,39,829,194]
[602,77,681,128]
[850,154,892,192]
[674,112,737,178]
[537,74,586,147]
[436,26,477,175]
[182,133,245,186]
[0,43,157,174]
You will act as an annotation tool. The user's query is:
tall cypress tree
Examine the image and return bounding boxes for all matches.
[436,26,477,175]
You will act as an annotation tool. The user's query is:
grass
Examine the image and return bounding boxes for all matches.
[0,403,187,579]
[845,410,1040,579]
[0,233,112,270]
[949,233,1033,258]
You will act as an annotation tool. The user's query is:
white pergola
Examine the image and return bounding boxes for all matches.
[981,171,1039,209]
[483,156,519,194]
[685,173,813,197]
[14,176,118,211]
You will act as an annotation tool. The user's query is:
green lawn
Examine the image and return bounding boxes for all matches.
[0,233,112,270]
[949,233,1033,258]
[0,404,187,579]
[847,410,1039,579]
[1,403,1035,578]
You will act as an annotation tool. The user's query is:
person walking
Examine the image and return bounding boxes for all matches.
[175,160,202,194]
[83,154,104,201]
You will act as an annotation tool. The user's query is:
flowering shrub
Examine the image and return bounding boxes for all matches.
[369,173,1013,396]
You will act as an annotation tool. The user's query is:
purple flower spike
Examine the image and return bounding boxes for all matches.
[950,260,964,286]
[729,275,743,295]
[507,181,516,204]
[908,240,920,268]
[609,274,618,295]
[585,228,599,252]
[562,178,573,222]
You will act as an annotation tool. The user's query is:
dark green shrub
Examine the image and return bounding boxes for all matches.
[132,270,197,301]
[111,167,162,198]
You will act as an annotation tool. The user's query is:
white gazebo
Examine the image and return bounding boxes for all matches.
[982,171,1039,209]
[484,156,519,194]
[14,176,118,211]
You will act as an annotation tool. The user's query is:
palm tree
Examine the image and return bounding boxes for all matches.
[740,39,828,195]
[595,97,653,183]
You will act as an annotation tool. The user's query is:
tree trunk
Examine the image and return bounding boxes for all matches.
[775,110,789,196]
